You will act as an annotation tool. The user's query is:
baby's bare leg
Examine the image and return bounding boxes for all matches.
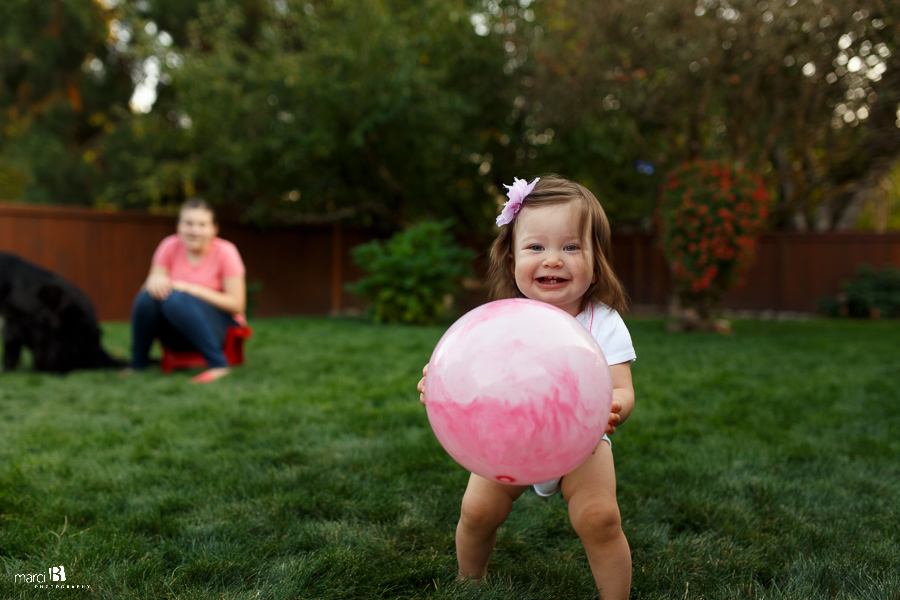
[456,473,527,579]
[562,442,631,600]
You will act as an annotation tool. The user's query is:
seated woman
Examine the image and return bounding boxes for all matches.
[128,198,246,383]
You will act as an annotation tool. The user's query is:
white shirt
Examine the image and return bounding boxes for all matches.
[575,301,637,366]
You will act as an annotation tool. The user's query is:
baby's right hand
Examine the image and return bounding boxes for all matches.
[417,363,428,405]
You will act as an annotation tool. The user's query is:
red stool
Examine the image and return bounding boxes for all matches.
[160,326,253,373]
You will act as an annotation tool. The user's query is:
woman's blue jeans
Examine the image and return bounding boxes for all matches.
[129,290,237,370]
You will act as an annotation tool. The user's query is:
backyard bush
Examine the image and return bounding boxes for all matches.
[819,263,900,318]
[656,160,770,327]
[346,221,474,325]
[1,317,898,599]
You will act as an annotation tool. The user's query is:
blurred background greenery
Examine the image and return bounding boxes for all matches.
[2,0,899,236]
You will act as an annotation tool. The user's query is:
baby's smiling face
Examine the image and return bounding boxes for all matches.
[512,203,595,317]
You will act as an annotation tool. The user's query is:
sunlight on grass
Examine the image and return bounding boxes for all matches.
[0,317,898,599]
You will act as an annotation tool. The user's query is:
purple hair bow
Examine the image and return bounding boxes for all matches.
[496,177,540,226]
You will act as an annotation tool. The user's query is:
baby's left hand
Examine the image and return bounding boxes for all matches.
[605,400,623,435]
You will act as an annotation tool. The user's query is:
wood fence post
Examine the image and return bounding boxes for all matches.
[632,235,644,305]
[775,235,787,312]
[331,222,343,314]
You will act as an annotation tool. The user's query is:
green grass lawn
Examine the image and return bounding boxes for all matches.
[1,317,898,599]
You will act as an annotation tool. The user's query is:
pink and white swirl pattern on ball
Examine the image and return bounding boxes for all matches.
[425,298,612,486]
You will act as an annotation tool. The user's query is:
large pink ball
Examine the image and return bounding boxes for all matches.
[425,298,612,485]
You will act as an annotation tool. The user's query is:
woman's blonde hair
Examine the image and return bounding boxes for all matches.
[486,174,628,313]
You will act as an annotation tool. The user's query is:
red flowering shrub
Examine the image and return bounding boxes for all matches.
[656,160,771,320]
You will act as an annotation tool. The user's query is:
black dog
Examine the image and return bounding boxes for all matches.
[0,252,124,373]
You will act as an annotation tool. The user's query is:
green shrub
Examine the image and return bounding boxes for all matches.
[346,221,474,324]
[820,263,900,318]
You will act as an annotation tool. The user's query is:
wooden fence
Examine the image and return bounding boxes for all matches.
[612,232,900,313]
[0,203,374,321]
[2,202,899,320]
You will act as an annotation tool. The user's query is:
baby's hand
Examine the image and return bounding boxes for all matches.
[605,400,623,435]
[417,364,428,405]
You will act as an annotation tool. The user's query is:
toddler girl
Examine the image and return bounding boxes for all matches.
[418,174,636,599]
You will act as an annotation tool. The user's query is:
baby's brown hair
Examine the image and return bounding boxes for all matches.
[486,174,627,314]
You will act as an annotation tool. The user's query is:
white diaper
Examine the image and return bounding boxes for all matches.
[532,434,611,497]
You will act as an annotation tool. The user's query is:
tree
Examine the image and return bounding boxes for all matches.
[0,0,135,204]
[93,0,522,232]
[2,0,530,235]
[507,0,900,230]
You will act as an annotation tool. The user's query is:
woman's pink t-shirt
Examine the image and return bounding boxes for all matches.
[152,234,247,323]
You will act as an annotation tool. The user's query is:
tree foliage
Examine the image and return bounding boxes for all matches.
[0,0,134,204]
[507,0,900,230]
[98,0,522,231]
[3,0,900,233]
[1,0,523,232]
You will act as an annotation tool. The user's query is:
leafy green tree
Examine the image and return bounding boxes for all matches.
[502,0,900,230]
[12,0,899,238]
[0,0,134,204]
[2,0,528,236]
[96,0,521,233]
